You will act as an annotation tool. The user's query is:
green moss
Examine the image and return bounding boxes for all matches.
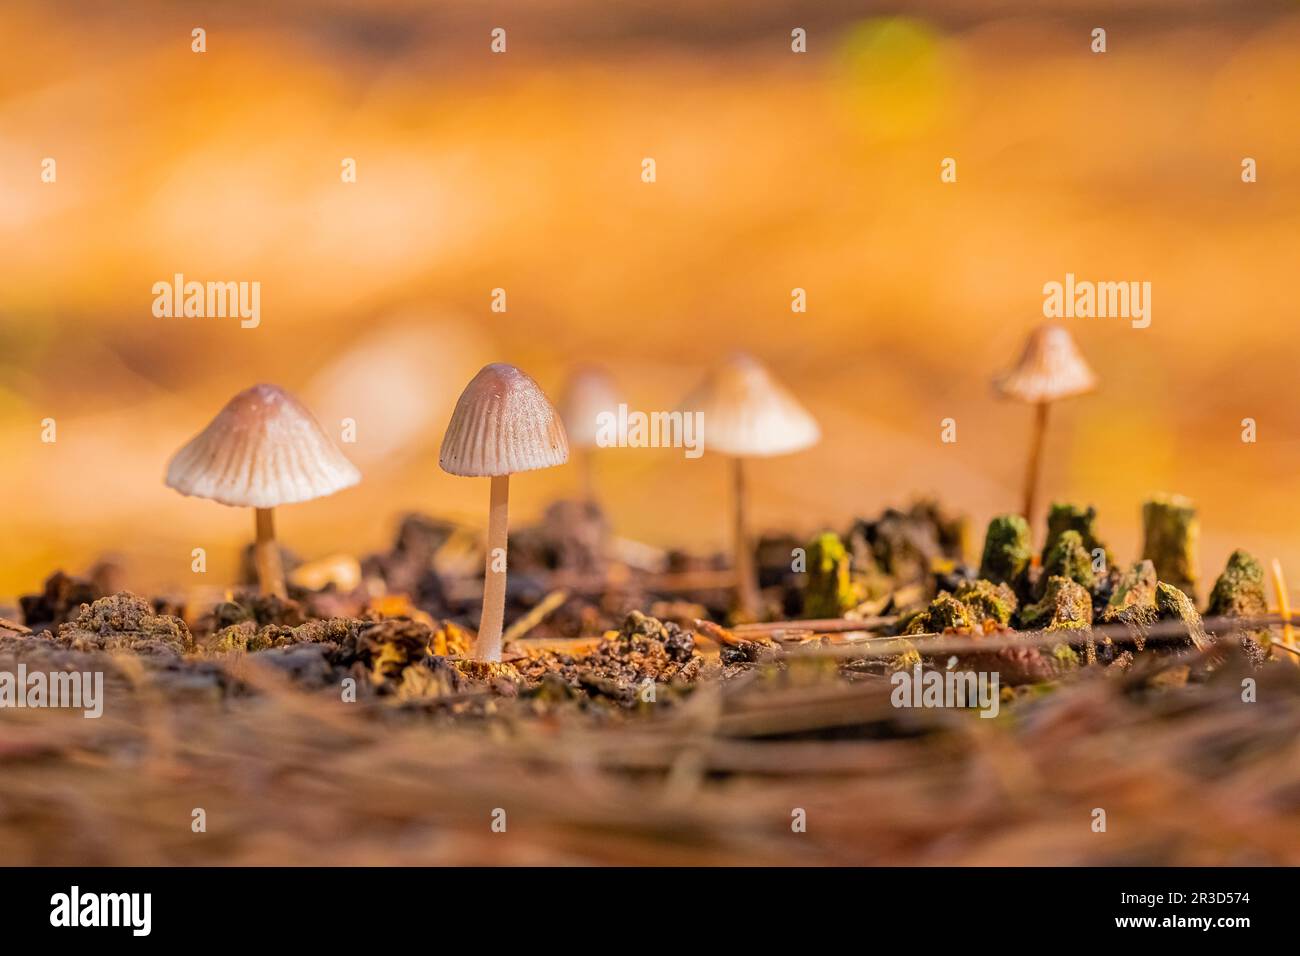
[1042,503,1111,567]
[803,531,863,618]
[926,592,973,631]
[1019,575,1092,631]
[1206,549,1267,618]
[1103,560,1159,628]
[1203,550,1270,657]
[1141,495,1200,601]
[1039,529,1095,595]
[889,641,922,672]
[1155,581,1209,650]
[954,579,1017,625]
[1050,642,1081,670]
[894,605,927,636]
[978,515,1031,587]
[902,592,973,635]
[208,621,270,653]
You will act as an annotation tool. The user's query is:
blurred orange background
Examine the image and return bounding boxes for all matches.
[2,0,1299,601]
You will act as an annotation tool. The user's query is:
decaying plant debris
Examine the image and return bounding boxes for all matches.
[2,498,1298,865]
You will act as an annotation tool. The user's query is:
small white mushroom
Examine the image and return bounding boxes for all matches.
[440,364,569,661]
[681,354,819,619]
[165,383,360,598]
[993,324,1097,527]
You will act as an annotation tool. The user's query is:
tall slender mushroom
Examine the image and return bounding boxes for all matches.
[993,324,1096,529]
[557,365,619,505]
[440,364,569,661]
[165,383,361,598]
[681,354,820,619]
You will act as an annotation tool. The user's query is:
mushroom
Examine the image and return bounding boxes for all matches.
[440,364,569,661]
[993,324,1097,529]
[557,365,619,505]
[165,383,361,599]
[682,354,820,619]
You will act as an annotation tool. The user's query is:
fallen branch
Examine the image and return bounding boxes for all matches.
[772,613,1300,660]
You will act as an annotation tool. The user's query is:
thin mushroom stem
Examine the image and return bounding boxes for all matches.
[475,474,511,662]
[732,457,760,619]
[253,507,287,598]
[1021,400,1050,531]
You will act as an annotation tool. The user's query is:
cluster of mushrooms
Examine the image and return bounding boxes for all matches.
[164,324,1094,661]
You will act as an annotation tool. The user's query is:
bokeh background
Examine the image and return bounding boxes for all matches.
[2,0,1299,602]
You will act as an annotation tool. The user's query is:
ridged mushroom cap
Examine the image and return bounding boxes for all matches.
[681,353,820,457]
[558,365,619,449]
[439,364,569,477]
[166,384,361,508]
[994,324,1097,404]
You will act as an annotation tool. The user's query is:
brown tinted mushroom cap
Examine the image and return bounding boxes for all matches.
[681,353,820,457]
[994,324,1098,403]
[558,366,619,449]
[439,363,569,477]
[165,384,361,508]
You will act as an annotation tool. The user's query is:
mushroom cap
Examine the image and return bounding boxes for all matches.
[558,365,620,449]
[993,324,1098,404]
[165,384,361,508]
[681,353,820,457]
[439,363,569,477]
